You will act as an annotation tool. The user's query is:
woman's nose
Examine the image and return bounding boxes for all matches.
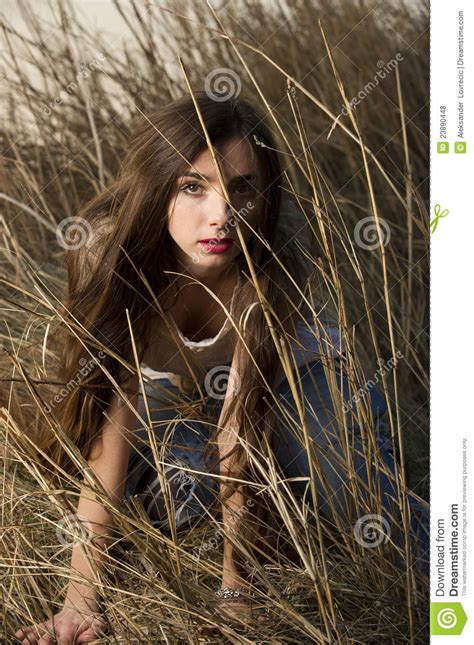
[207,191,232,226]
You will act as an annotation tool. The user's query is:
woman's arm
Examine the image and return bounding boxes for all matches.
[216,354,249,589]
[64,375,139,611]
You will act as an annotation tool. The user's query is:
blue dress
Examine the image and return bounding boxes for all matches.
[123,328,429,577]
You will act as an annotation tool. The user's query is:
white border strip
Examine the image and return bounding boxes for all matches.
[431,1,473,640]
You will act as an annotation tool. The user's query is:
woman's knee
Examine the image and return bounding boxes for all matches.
[273,360,387,461]
[124,449,219,529]
[271,359,394,511]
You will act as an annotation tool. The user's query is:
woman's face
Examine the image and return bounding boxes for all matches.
[167,137,261,280]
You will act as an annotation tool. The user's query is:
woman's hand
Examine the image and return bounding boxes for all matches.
[14,602,109,644]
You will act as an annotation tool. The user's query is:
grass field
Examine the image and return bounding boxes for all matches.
[1,0,429,642]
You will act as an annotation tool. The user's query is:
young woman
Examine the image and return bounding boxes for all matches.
[15,91,428,643]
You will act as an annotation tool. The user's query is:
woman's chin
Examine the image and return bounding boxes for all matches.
[189,246,239,266]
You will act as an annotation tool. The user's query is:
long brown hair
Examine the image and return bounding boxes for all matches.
[44,90,325,574]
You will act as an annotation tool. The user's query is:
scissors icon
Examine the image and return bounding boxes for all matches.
[430,204,449,234]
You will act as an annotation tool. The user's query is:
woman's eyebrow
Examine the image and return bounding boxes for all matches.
[180,171,256,182]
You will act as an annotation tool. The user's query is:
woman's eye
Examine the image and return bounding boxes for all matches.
[182,182,203,195]
[181,181,255,196]
[234,183,255,195]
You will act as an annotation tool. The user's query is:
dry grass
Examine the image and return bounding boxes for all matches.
[1,0,428,642]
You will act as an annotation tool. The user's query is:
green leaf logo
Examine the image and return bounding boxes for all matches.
[430,204,449,234]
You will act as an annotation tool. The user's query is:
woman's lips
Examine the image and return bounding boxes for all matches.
[199,239,234,253]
